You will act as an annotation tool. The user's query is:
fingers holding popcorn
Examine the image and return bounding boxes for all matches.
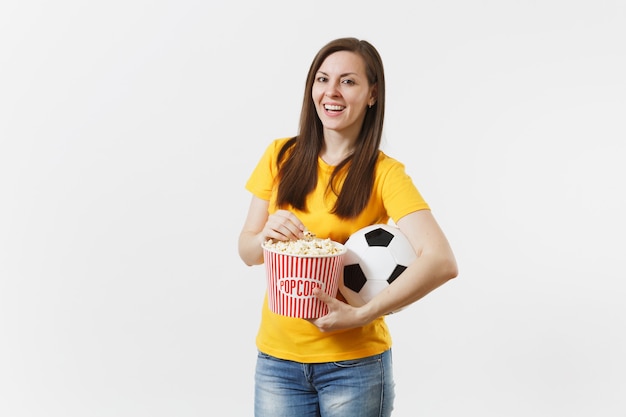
[263,210,306,241]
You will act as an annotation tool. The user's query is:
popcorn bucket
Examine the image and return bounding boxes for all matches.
[262,243,346,318]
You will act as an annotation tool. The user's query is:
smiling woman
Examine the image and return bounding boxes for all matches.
[238,37,458,417]
[312,50,377,153]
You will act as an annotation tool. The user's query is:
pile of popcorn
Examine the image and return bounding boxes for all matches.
[263,231,342,256]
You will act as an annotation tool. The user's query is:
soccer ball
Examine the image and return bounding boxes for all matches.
[339,224,417,311]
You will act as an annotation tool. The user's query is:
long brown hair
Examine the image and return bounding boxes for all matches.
[276,37,386,219]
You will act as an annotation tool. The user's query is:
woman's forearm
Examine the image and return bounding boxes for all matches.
[238,230,265,266]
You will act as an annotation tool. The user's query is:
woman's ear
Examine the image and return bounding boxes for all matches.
[369,85,378,107]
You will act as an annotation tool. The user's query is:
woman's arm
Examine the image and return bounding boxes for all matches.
[369,209,459,314]
[311,209,458,331]
[238,196,306,266]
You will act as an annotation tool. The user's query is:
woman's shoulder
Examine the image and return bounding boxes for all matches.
[255,137,295,160]
[264,137,295,154]
[376,150,407,170]
[272,136,294,146]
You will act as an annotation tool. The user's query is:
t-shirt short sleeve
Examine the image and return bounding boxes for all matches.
[377,154,430,223]
[245,139,287,201]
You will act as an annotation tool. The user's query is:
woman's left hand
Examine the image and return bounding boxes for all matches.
[307,289,369,332]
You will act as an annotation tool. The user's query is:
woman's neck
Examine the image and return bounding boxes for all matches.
[320,133,356,166]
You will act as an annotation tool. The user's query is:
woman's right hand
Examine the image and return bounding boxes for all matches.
[262,209,306,242]
[239,197,305,266]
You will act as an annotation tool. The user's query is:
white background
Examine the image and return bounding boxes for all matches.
[1,1,625,416]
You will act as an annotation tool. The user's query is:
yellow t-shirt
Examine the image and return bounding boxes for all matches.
[245,137,429,363]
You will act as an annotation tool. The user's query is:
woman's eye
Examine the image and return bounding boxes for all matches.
[342,79,355,85]
[316,76,327,82]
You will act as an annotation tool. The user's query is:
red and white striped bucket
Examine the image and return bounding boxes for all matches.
[262,244,346,318]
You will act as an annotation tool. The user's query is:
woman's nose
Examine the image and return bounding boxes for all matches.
[324,81,340,97]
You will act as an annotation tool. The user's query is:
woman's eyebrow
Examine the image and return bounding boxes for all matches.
[316,70,359,77]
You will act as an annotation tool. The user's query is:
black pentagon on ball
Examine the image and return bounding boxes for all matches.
[364,227,395,247]
[388,264,407,284]
[343,264,368,292]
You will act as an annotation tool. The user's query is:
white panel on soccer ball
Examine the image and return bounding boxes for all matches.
[387,234,416,266]
[360,279,390,303]
[360,246,399,284]
[344,229,368,265]
[344,236,369,265]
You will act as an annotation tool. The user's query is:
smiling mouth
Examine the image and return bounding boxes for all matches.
[324,104,345,112]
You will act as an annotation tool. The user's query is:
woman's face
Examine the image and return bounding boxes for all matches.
[312,51,376,139]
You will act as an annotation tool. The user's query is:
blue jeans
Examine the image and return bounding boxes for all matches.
[254,349,395,417]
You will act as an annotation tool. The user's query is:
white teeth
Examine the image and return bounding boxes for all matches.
[324,104,344,111]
